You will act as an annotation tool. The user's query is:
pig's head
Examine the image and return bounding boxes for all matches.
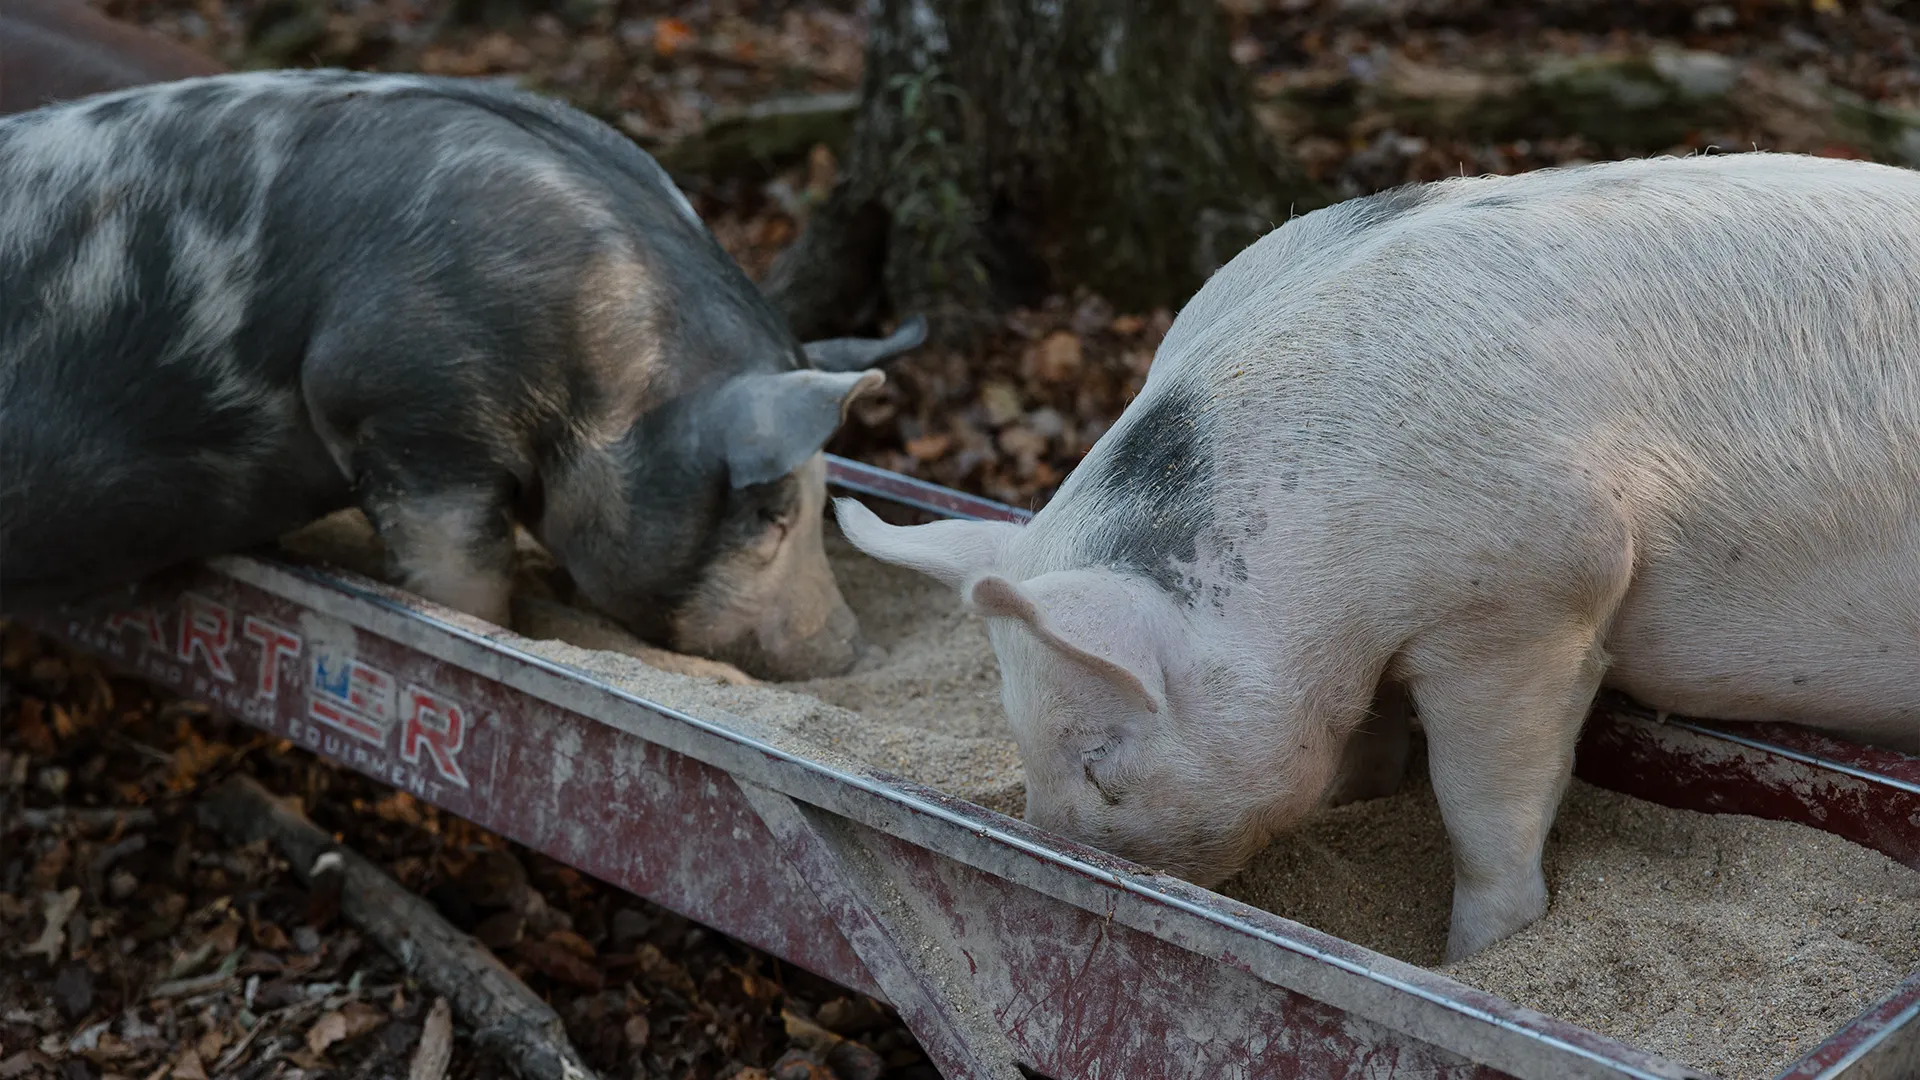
[834,498,1338,887]
[542,320,927,682]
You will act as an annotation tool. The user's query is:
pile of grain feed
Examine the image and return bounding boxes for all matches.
[280,510,1920,1080]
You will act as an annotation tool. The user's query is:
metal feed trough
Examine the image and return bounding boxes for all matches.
[19,456,1920,1080]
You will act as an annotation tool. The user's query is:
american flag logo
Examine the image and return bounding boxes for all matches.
[307,650,398,746]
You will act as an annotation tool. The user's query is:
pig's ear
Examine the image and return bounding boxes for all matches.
[802,315,929,372]
[834,498,1019,590]
[711,369,885,488]
[968,573,1168,716]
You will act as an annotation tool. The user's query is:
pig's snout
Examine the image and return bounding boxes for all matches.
[701,593,864,682]
[762,590,866,680]
[664,560,868,683]
[815,600,867,675]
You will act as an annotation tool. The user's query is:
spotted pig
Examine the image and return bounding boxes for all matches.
[0,70,927,680]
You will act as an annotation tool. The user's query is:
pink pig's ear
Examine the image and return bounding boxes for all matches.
[834,498,1020,590]
[967,572,1167,716]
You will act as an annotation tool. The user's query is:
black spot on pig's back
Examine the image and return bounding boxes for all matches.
[1073,383,1217,604]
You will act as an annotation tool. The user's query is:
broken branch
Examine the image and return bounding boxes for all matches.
[652,92,858,180]
[13,806,158,831]
[197,776,599,1080]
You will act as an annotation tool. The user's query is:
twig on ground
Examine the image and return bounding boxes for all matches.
[12,806,158,831]
[148,948,244,1000]
[198,776,600,1080]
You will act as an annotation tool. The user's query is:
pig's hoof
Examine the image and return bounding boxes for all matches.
[708,663,758,686]
[1444,875,1549,963]
[639,646,758,686]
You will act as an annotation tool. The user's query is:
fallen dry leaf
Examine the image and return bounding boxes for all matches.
[473,910,524,950]
[1024,330,1083,384]
[304,1001,387,1056]
[205,918,242,958]
[979,381,1024,426]
[544,928,596,962]
[825,1039,887,1080]
[409,997,454,1080]
[23,888,81,962]
[249,918,290,952]
[904,433,953,461]
[30,838,70,890]
[166,732,227,791]
[305,1011,347,1056]
[194,1028,225,1062]
[782,1008,842,1054]
[170,1048,210,1080]
[515,939,605,991]
[816,996,888,1035]
[370,791,424,826]
[16,698,54,755]
[343,1001,388,1035]
[654,17,695,57]
[735,966,781,1002]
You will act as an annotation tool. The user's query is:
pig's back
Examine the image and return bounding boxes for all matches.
[0,71,693,602]
[1142,153,1920,734]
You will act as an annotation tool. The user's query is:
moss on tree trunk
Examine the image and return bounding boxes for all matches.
[764,0,1309,341]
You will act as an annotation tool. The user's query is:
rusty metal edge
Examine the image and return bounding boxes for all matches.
[821,456,1920,1080]
[824,455,1037,525]
[1772,973,1920,1080]
[1659,718,1920,797]
[196,546,1704,1080]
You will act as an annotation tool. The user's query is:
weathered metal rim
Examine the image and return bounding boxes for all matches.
[250,553,1690,1080]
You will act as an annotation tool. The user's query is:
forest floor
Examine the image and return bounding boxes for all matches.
[5,1,1917,1077]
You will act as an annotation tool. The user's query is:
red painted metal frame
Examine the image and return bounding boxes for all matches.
[10,456,1911,1080]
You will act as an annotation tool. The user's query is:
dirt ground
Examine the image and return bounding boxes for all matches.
[1,626,929,1079]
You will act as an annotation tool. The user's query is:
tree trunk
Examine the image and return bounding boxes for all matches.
[764,0,1308,341]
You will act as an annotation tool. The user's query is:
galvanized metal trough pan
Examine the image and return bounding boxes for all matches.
[21,455,1920,1080]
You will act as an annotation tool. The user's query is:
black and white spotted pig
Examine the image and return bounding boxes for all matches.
[0,70,925,681]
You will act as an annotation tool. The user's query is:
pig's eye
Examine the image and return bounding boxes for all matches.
[1081,741,1122,806]
[751,507,793,555]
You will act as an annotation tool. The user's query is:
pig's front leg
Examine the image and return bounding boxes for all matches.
[303,335,520,629]
[1407,623,1611,963]
[1324,680,1414,807]
[359,480,517,628]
